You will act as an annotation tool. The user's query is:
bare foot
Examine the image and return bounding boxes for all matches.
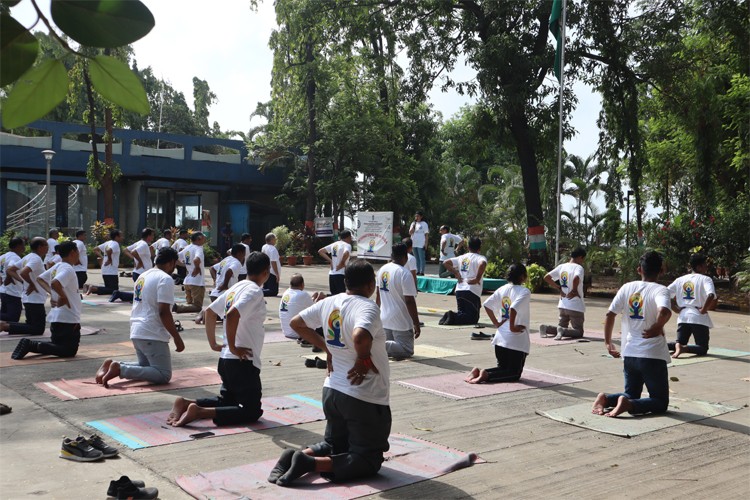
[671,343,683,359]
[83,284,92,295]
[167,397,190,425]
[172,403,202,427]
[101,361,121,388]
[465,367,480,383]
[95,359,113,384]
[592,393,608,415]
[0,321,9,332]
[194,317,205,325]
[605,395,632,417]
[467,369,489,384]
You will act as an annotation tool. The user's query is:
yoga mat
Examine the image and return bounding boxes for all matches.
[531,330,605,347]
[86,394,325,449]
[668,347,750,367]
[423,321,494,330]
[417,306,448,315]
[536,399,741,438]
[175,434,482,500]
[35,366,220,401]
[0,325,102,341]
[0,342,133,368]
[398,369,588,400]
[302,345,470,364]
[417,276,456,295]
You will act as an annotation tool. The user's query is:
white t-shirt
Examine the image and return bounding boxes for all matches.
[406,253,417,273]
[439,233,462,262]
[609,281,671,363]
[377,262,417,331]
[73,240,88,272]
[97,240,121,275]
[547,262,585,312]
[224,282,266,369]
[279,287,315,338]
[262,244,281,277]
[410,221,429,248]
[40,262,81,323]
[0,252,23,297]
[208,280,254,321]
[130,268,176,343]
[44,238,58,263]
[128,240,153,273]
[323,241,351,276]
[151,237,171,252]
[299,294,389,406]
[240,243,251,268]
[485,284,532,354]
[210,256,242,297]
[448,252,487,297]
[180,243,205,286]
[172,238,189,253]
[668,273,715,328]
[20,253,46,304]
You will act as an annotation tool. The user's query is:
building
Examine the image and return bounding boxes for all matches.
[1,120,286,248]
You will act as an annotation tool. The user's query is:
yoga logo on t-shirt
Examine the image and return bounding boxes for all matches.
[280,293,290,312]
[560,271,569,289]
[183,251,190,265]
[460,257,470,272]
[51,268,58,280]
[326,309,346,348]
[133,277,145,302]
[379,271,390,292]
[628,292,644,320]
[332,245,338,257]
[225,291,236,314]
[682,281,695,301]
[0,257,5,274]
[367,239,375,252]
[501,296,511,319]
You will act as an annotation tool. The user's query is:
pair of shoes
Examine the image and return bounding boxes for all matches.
[109,291,120,303]
[471,332,493,340]
[60,434,119,462]
[11,338,32,360]
[304,357,327,369]
[107,475,157,499]
[174,320,184,332]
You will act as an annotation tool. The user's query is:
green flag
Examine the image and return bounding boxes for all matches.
[549,0,563,82]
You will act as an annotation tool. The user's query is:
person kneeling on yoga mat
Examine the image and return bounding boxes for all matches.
[96,248,184,387]
[466,264,530,384]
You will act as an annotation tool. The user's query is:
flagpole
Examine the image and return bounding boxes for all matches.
[554,0,567,266]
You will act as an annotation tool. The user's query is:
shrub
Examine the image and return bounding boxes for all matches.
[270,225,292,255]
[524,263,547,293]
[484,258,506,279]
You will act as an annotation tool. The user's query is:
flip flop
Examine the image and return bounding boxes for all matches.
[174,320,184,332]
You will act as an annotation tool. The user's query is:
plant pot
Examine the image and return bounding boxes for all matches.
[280,256,287,266]
[303,255,313,266]
[287,255,298,266]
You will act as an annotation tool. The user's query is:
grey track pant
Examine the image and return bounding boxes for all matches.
[119,338,172,385]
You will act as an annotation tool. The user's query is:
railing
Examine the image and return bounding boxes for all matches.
[5,185,53,232]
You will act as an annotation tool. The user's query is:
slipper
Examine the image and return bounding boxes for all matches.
[174,320,184,332]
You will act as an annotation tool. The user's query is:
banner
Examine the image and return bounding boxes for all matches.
[356,212,393,260]
[314,217,334,237]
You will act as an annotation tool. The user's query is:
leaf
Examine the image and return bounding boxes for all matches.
[0,14,39,86]
[88,55,150,114]
[2,59,68,128]
[50,0,154,48]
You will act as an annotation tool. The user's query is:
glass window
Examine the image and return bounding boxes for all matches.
[175,193,201,231]
[67,184,98,233]
[147,188,170,230]
[5,181,55,238]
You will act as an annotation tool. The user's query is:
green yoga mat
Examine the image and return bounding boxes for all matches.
[417,276,457,295]
[536,399,741,438]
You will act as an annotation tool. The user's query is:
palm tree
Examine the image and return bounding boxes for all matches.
[563,154,606,244]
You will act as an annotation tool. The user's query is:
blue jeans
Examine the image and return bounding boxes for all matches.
[413,247,426,274]
[605,356,669,415]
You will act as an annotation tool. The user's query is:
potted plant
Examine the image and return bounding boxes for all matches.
[286,253,298,266]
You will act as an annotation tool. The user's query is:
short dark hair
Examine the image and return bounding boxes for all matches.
[391,243,408,260]
[640,251,663,278]
[468,236,481,252]
[163,229,172,237]
[75,230,86,238]
[507,263,527,285]
[190,232,204,242]
[30,237,48,251]
[155,247,179,265]
[290,273,304,287]
[230,243,246,257]
[48,228,59,237]
[57,241,77,258]
[415,210,423,216]
[690,253,708,270]
[241,233,251,242]
[571,247,587,259]
[9,237,24,250]
[246,251,270,276]
[440,225,450,232]
[109,229,121,240]
[345,259,375,290]
[179,229,189,236]
[339,229,352,240]
[402,237,413,249]
[141,227,155,239]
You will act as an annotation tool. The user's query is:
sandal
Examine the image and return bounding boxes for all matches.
[174,320,184,332]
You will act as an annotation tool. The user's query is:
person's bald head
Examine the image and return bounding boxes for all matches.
[290,273,304,289]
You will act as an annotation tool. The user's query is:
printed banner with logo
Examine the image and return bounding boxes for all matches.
[356,212,393,260]
[314,217,334,237]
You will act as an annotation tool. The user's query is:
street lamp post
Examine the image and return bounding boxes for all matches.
[42,150,56,231]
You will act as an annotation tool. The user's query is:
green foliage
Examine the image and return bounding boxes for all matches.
[0,13,38,86]
[2,59,68,128]
[87,55,149,114]
[484,258,506,280]
[524,263,547,294]
[203,243,220,266]
[89,220,115,245]
[270,225,292,256]
[0,231,18,255]
[50,0,154,48]
[86,154,122,189]
[732,255,750,294]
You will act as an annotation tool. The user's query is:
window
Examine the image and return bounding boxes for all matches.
[147,189,170,230]
[175,193,201,231]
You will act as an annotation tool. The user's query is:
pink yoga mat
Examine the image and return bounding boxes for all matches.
[86,394,325,449]
[265,330,293,344]
[0,326,102,341]
[176,434,482,500]
[35,366,221,401]
[397,369,588,400]
[531,330,605,347]
[0,342,133,368]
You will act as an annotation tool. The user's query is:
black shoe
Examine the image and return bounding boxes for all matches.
[88,434,119,458]
[299,340,312,348]
[11,338,31,360]
[174,320,184,332]
[315,357,327,369]
[0,403,11,415]
[471,332,493,340]
[116,483,158,500]
[418,321,424,327]
[109,291,120,303]
[311,346,323,353]
[106,476,146,497]
[304,358,316,368]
